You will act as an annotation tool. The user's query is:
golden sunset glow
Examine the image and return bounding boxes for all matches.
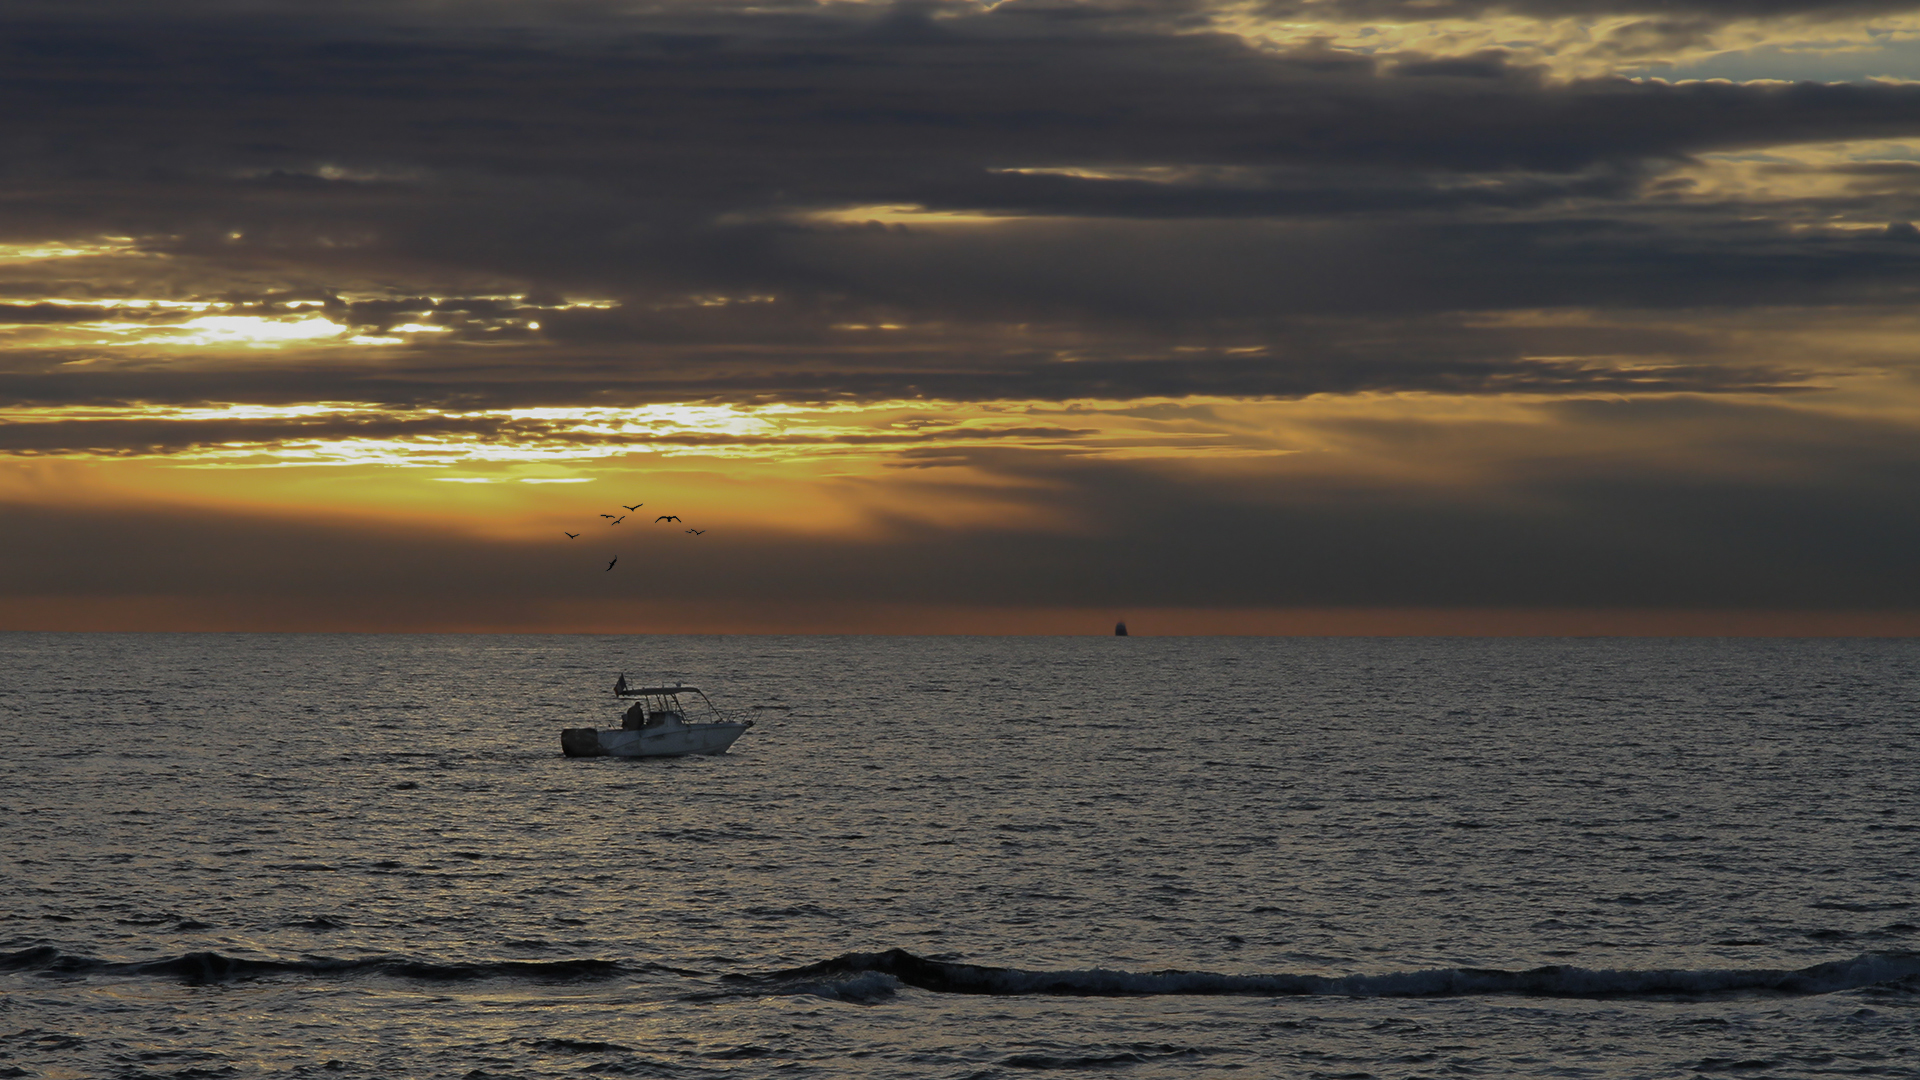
[3,0,1919,633]
[16,14,1920,1080]
[1219,8,1920,78]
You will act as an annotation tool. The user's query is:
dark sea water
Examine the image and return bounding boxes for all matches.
[3,633,1918,1079]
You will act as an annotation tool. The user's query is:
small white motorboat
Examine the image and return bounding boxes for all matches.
[561,677,753,758]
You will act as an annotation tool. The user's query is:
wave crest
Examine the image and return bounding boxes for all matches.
[11,944,1919,999]
[734,948,1920,1000]
[0,947,625,985]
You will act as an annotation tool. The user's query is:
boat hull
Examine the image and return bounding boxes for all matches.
[561,722,750,758]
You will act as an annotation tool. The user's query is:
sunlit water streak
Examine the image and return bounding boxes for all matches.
[2,633,1916,1078]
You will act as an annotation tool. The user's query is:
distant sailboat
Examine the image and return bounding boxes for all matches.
[1114,620,1128,636]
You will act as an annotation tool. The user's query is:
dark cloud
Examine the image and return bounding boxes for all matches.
[7,6,1920,216]
[769,217,1920,325]
[11,30,1915,209]
[0,413,1094,456]
[2,0,1917,360]
[862,400,1920,609]
[6,1,1920,623]
[0,304,119,324]
[0,347,1820,415]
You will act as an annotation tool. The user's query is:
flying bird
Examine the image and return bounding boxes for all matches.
[686,529,705,535]
[605,556,617,571]
[599,514,617,519]
[656,515,680,522]
[610,515,625,525]
[622,504,644,511]
[564,531,579,539]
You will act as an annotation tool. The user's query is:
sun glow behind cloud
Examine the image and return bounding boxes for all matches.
[0,237,143,261]
[144,315,347,347]
[7,0,1920,633]
[0,399,1254,468]
[792,204,1020,228]
[1216,6,1920,78]
[0,287,625,350]
[13,369,1915,500]
[1672,138,1920,212]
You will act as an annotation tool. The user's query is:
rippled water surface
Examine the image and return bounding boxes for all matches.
[3,633,1918,1078]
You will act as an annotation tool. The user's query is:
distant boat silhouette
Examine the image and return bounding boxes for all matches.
[1115,621,1128,636]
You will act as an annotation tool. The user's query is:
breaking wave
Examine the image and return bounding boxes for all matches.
[732,948,1920,1001]
[0,946,626,985]
[12,944,1920,1000]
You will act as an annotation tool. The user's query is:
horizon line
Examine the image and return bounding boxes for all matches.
[4,600,1919,637]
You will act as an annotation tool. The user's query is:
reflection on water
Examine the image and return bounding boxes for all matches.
[2,633,1917,1077]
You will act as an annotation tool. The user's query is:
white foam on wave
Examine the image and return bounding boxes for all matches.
[776,971,906,1003]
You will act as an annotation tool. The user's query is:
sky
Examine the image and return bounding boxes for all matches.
[5,0,1920,634]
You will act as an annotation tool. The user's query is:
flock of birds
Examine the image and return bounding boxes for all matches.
[563,501,707,571]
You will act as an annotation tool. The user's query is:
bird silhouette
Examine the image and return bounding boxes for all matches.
[686,528,705,535]
[564,531,579,539]
[599,514,617,519]
[610,515,625,525]
[605,556,617,571]
[622,504,644,511]
[656,515,680,522]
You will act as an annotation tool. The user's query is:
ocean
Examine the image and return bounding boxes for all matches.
[2,633,1916,1078]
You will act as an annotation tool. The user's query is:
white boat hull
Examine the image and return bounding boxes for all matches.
[561,720,751,758]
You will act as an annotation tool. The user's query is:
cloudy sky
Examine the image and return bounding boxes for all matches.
[4,0,1920,633]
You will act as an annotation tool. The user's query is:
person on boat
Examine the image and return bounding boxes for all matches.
[623,700,648,729]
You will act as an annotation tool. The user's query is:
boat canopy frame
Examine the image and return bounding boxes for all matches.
[613,683,730,723]
[618,685,705,698]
